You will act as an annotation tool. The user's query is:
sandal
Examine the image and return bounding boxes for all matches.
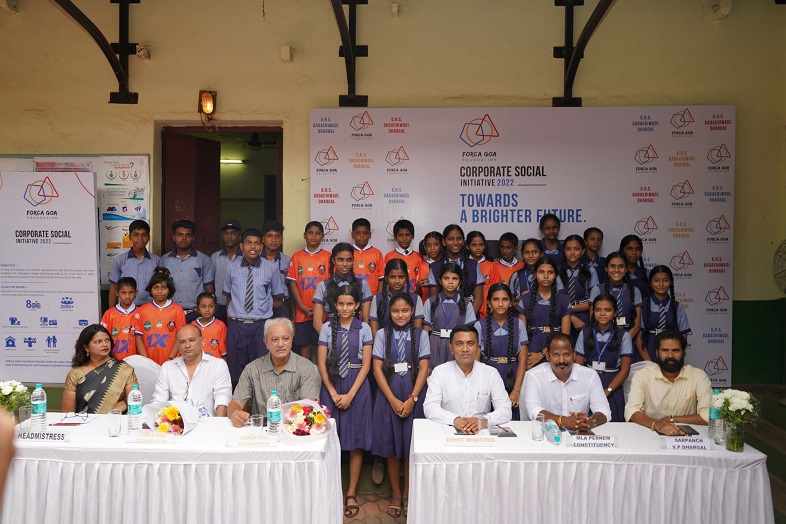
[403,496,409,516]
[387,496,403,518]
[344,495,360,519]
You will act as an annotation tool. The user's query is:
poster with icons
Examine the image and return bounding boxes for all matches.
[33,156,150,286]
[0,171,100,383]
[310,106,734,386]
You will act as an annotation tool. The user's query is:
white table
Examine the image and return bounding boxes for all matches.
[3,413,342,524]
[409,420,774,524]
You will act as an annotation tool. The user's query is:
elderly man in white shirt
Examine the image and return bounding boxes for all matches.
[424,325,512,434]
[522,333,610,432]
[152,324,232,417]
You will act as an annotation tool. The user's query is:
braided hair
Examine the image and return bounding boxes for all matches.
[558,235,592,292]
[484,283,517,392]
[440,224,473,299]
[431,262,467,323]
[326,282,362,384]
[419,231,443,260]
[526,256,559,336]
[604,251,638,328]
[619,235,646,274]
[325,243,356,316]
[383,293,420,385]
[376,258,410,326]
[584,293,621,362]
[642,265,678,348]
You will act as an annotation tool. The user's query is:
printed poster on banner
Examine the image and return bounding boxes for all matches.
[0,171,101,383]
[310,106,734,385]
[34,156,150,286]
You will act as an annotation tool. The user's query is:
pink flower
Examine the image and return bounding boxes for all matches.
[311,422,326,435]
[296,421,311,434]
[303,405,312,415]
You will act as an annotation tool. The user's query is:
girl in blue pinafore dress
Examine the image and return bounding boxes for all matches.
[575,293,633,422]
[423,262,476,371]
[558,235,599,345]
[516,256,573,371]
[316,281,373,519]
[639,265,691,362]
[475,283,528,420]
[371,293,430,519]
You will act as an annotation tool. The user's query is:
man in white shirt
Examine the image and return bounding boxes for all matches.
[522,333,610,431]
[424,325,512,434]
[152,324,232,417]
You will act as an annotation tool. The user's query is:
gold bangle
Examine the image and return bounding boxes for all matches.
[558,416,563,429]
[650,421,657,431]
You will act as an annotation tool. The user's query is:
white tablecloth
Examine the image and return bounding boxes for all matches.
[3,413,342,524]
[409,420,774,524]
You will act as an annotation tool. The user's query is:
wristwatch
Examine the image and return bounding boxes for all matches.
[606,387,613,393]
[408,394,418,402]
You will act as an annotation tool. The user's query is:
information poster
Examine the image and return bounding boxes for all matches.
[310,106,734,385]
[0,171,100,383]
[34,156,150,285]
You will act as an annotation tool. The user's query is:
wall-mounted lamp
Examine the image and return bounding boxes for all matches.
[199,90,217,118]
[219,159,245,164]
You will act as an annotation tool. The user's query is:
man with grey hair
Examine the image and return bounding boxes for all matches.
[228,318,321,427]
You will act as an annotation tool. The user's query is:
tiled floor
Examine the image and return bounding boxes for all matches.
[342,493,407,523]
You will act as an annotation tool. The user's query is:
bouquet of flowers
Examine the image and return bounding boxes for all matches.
[712,389,760,425]
[280,399,333,444]
[155,405,185,434]
[0,380,31,414]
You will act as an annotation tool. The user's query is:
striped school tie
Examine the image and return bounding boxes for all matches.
[244,265,254,313]
[658,301,667,330]
[568,272,577,304]
[339,330,349,379]
[395,331,407,376]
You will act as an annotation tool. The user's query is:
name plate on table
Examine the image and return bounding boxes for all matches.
[665,437,712,451]
[444,435,498,447]
[226,435,278,448]
[572,434,616,448]
[126,432,179,445]
[16,430,71,442]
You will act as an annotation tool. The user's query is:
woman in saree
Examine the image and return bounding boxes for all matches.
[62,324,138,414]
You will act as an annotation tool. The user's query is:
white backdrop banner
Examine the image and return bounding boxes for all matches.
[310,106,734,386]
[0,171,100,383]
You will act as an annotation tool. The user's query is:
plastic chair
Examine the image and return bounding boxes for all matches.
[623,361,657,404]
[124,355,161,404]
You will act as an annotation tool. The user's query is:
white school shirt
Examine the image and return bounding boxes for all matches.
[521,362,611,421]
[152,352,232,417]
[424,360,512,427]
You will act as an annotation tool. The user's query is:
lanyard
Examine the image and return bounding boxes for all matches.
[593,328,612,361]
[440,295,459,326]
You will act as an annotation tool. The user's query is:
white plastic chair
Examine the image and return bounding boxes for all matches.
[623,361,657,404]
[124,355,161,404]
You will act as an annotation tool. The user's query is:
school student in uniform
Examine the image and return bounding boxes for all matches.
[384,219,429,298]
[261,220,291,319]
[369,259,425,339]
[312,243,373,334]
[466,231,501,318]
[191,292,227,359]
[494,232,524,286]
[582,227,607,283]
[558,235,599,344]
[135,267,186,365]
[108,219,159,307]
[417,230,442,303]
[210,219,242,324]
[639,265,691,362]
[619,234,647,296]
[100,276,139,359]
[350,218,385,296]
[286,221,332,360]
[539,213,563,261]
[427,224,484,316]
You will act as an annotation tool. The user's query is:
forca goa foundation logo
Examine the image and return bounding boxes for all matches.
[705,286,729,306]
[385,147,409,167]
[634,216,658,236]
[315,147,339,167]
[24,176,60,207]
[320,217,340,236]
[670,108,694,129]
[705,356,728,377]
[350,182,374,201]
[634,145,658,165]
[706,215,730,236]
[350,111,373,132]
[670,180,694,201]
[707,144,732,164]
[669,251,693,272]
[460,114,499,147]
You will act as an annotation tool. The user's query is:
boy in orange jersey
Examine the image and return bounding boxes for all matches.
[191,292,227,359]
[100,277,139,359]
[494,232,524,286]
[383,219,429,297]
[350,218,384,295]
[286,221,331,360]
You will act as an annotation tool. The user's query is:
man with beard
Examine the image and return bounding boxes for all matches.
[625,329,711,435]
[522,333,610,431]
[424,325,512,434]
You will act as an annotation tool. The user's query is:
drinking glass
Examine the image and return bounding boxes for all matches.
[108,409,122,437]
[532,414,545,441]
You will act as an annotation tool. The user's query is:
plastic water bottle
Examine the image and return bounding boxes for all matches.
[267,390,281,444]
[31,384,47,432]
[708,388,721,440]
[544,419,562,445]
[127,384,143,432]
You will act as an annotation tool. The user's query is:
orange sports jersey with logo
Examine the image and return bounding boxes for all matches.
[495,259,524,287]
[100,306,138,359]
[191,318,227,358]
[134,301,186,365]
[477,259,501,318]
[384,250,426,295]
[353,246,384,295]
[286,249,332,323]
